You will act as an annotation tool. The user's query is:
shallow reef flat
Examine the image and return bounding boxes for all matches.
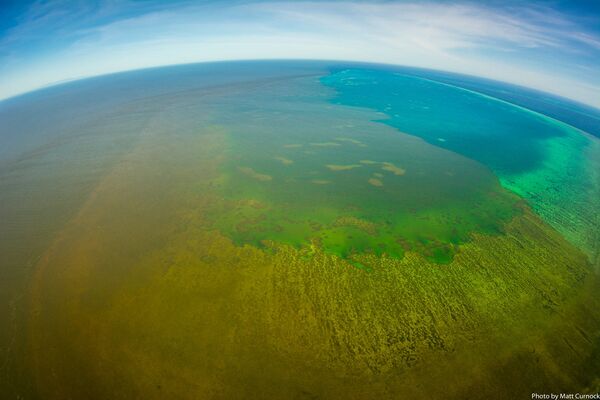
[500,130,600,268]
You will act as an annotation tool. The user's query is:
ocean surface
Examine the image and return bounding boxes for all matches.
[0,60,599,399]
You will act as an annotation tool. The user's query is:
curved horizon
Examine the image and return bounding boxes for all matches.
[1,1,599,108]
[0,57,597,109]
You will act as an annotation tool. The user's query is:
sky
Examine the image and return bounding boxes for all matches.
[0,0,599,108]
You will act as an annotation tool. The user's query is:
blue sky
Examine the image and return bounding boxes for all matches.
[1,0,599,107]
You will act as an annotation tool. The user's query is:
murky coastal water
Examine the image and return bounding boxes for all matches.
[1,61,599,399]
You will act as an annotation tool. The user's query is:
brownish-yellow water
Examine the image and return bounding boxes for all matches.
[26,122,600,399]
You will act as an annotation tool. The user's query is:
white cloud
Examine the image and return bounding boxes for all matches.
[1,1,599,107]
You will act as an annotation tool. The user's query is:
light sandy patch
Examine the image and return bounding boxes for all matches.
[360,160,378,165]
[311,180,331,185]
[381,162,406,176]
[275,156,293,165]
[368,178,384,187]
[326,164,362,171]
[374,172,384,178]
[238,167,272,181]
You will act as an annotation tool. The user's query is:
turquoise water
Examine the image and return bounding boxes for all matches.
[322,67,600,266]
[385,66,600,140]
